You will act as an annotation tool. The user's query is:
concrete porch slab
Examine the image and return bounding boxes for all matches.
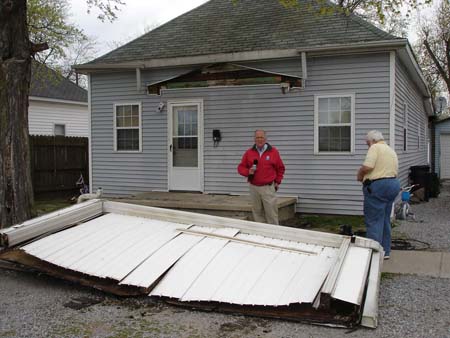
[111,192,297,222]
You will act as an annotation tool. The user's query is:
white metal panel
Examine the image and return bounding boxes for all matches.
[119,226,214,287]
[361,251,383,328]
[65,217,185,278]
[180,241,255,302]
[34,214,139,268]
[24,211,120,259]
[277,247,338,305]
[2,200,102,247]
[150,227,240,298]
[332,246,372,305]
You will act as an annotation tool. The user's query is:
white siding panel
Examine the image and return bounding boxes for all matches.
[29,99,88,137]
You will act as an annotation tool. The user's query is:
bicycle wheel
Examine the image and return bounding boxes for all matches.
[401,203,409,220]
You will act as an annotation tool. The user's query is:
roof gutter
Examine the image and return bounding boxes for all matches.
[74,39,408,73]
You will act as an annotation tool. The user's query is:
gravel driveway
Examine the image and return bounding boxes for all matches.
[393,181,450,251]
[1,183,449,337]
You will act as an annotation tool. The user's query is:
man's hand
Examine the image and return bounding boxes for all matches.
[249,168,256,175]
[274,182,279,191]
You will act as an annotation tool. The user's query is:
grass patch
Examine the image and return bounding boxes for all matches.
[282,214,365,235]
[33,198,73,217]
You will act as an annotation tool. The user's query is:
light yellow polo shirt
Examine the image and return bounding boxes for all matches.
[363,141,398,180]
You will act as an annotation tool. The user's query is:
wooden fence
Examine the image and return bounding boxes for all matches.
[30,135,88,196]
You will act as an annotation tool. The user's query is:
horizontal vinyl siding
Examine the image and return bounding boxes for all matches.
[90,54,391,215]
[435,120,450,177]
[28,100,88,137]
[394,57,429,186]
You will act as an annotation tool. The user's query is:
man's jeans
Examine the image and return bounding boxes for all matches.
[363,178,401,256]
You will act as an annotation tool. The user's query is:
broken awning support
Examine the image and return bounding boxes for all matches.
[0,200,383,328]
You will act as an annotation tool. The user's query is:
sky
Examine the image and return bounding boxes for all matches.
[68,0,209,58]
[67,0,433,60]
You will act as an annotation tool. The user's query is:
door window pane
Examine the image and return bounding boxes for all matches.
[173,137,198,167]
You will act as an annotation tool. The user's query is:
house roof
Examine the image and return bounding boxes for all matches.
[84,0,399,66]
[31,61,87,103]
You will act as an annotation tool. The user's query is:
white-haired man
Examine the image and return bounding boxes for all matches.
[357,130,400,259]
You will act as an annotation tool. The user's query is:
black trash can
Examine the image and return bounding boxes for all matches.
[409,165,431,201]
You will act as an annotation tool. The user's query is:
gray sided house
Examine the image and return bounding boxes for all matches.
[75,0,433,215]
[434,117,450,179]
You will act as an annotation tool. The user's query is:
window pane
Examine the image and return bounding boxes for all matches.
[341,110,351,123]
[341,97,351,111]
[318,98,328,124]
[319,126,350,152]
[131,116,139,127]
[329,110,340,124]
[132,105,139,115]
[329,98,340,112]
[124,105,132,115]
[54,124,65,136]
[117,129,139,151]
[173,136,198,167]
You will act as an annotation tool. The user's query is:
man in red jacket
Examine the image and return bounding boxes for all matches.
[238,130,285,224]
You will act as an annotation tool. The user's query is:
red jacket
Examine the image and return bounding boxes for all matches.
[237,144,285,186]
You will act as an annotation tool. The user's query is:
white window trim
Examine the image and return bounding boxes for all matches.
[314,93,355,155]
[53,123,66,136]
[113,102,142,153]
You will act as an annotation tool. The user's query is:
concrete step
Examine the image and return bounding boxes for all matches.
[112,192,297,222]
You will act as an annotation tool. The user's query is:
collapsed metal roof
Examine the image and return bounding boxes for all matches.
[0,200,383,328]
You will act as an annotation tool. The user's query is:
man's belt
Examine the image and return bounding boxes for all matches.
[363,177,396,186]
[251,181,274,187]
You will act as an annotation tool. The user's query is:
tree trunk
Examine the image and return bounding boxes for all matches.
[0,0,34,228]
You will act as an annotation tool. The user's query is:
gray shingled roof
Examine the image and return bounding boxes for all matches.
[87,0,399,65]
[30,61,87,103]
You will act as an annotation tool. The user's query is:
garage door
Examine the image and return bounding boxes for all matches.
[440,134,450,179]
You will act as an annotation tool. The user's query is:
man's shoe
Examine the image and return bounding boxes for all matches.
[384,255,390,260]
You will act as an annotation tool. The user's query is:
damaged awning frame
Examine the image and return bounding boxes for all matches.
[0,199,383,328]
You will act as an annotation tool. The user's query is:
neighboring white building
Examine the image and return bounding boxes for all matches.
[29,62,88,137]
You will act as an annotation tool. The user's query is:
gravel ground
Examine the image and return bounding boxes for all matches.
[0,269,449,338]
[1,183,449,337]
[393,181,450,251]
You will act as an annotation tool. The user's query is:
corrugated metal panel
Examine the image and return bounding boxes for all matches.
[90,53,393,215]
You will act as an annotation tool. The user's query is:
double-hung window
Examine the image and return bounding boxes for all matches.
[114,103,142,152]
[315,94,354,153]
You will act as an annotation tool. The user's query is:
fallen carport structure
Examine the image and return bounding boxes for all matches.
[0,200,383,328]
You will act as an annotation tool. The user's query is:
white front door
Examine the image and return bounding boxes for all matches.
[168,100,203,191]
[440,134,450,179]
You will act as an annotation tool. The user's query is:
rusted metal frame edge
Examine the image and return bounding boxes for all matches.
[163,298,359,328]
[361,251,383,328]
[318,238,351,308]
[177,228,317,255]
[103,201,343,248]
[0,249,145,296]
[0,200,103,247]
